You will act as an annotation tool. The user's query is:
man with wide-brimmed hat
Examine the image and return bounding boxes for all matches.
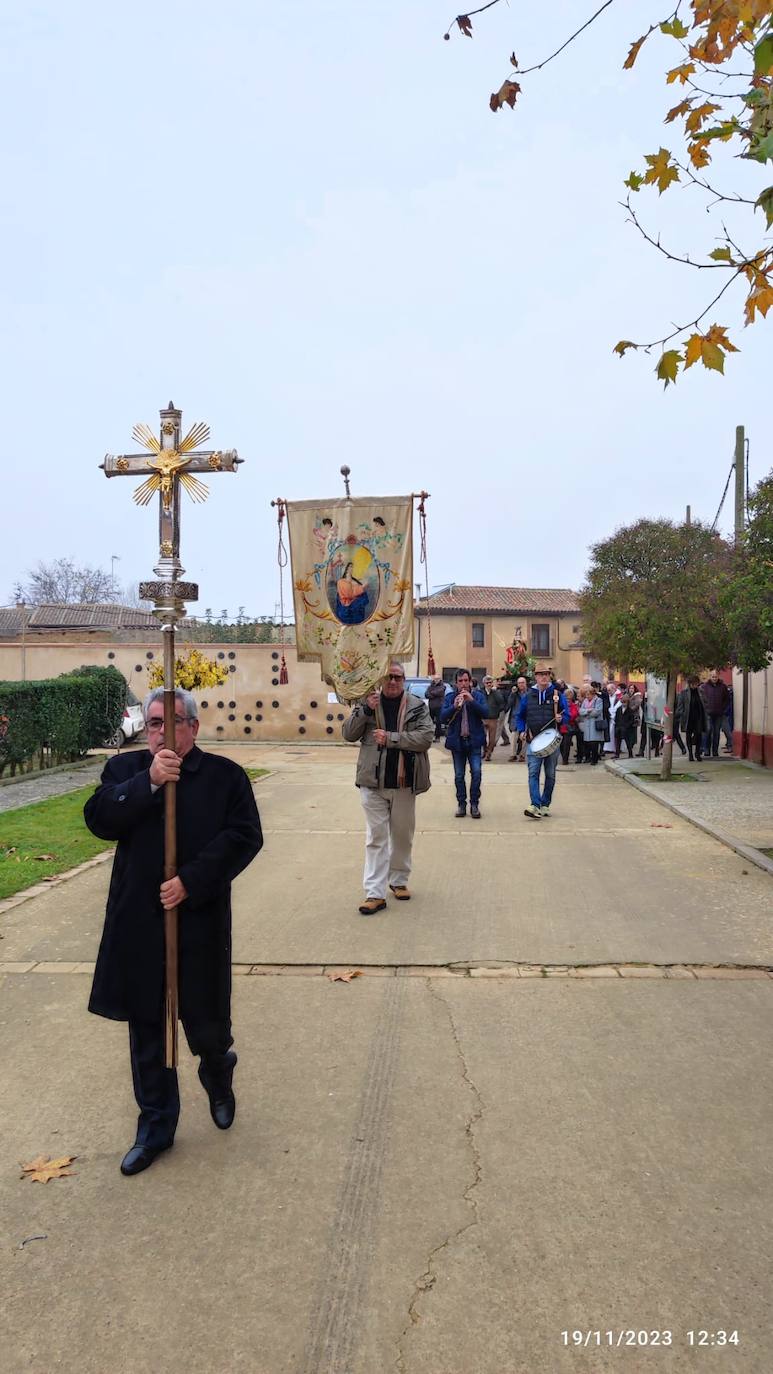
[514,663,569,819]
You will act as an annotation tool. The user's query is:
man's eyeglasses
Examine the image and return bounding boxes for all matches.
[146,716,192,729]
[385,674,405,682]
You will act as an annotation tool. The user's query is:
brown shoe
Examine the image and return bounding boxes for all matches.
[389,885,411,901]
[358,897,387,915]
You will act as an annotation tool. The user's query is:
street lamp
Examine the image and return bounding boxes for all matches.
[111,554,120,599]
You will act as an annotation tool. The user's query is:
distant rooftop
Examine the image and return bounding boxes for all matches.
[416,586,581,615]
[0,603,159,636]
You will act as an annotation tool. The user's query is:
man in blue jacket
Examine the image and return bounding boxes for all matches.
[441,668,488,818]
[515,665,569,819]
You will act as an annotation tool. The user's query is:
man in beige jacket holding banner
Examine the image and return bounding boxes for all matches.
[342,663,434,915]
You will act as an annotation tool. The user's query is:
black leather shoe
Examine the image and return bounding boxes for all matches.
[455,805,466,818]
[198,1063,236,1130]
[120,1143,171,1176]
[470,804,481,819]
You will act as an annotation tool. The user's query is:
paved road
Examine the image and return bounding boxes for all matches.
[2,743,772,1373]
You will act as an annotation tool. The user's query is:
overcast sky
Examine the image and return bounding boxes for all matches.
[2,1,769,616]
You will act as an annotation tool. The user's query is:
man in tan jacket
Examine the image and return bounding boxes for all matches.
[342,662,434,915]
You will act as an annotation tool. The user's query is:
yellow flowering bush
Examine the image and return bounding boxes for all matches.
[147,646,229,691]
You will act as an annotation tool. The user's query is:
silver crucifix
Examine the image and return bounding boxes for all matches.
[99,399,242,1067]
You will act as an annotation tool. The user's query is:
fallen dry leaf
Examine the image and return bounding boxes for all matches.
[326,969,363,983]
[650,822,673,828]
[20,1154,77,1183]
[33,854,56,861]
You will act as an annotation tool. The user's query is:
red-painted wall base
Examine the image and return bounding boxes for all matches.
[733,730,772,768]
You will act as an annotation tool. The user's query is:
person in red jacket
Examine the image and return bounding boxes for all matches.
[559,687,582,764]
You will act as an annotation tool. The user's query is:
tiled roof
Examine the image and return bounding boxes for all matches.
[0,608,21,637]
[416,586,581,615]
[0,603,159,634]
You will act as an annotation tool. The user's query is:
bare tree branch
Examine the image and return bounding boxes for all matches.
[444,0,618,72]
[675,160,757,207]
[624,196,735,266]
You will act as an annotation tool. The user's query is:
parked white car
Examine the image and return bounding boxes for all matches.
[106,693,145,748]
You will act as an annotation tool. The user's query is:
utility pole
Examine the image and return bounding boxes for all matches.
[734,425,748,757]
[685,505,691,526]
[734,426,745,543]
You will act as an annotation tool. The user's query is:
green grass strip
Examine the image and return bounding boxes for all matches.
[0,785,112,900]
[244,767,270,781]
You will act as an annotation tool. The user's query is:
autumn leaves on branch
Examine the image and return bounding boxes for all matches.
[444,1,773,384]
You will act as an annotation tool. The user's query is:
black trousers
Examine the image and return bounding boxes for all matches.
[615,728,636,758]
[686,726,703,759]
[707,713,725,756]
[129,1016,235,1149]
[560,727,583,763]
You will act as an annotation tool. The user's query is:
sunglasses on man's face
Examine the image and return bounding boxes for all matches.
[385,673,405,682]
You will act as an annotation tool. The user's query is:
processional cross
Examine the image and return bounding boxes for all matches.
[101,401,242,1065]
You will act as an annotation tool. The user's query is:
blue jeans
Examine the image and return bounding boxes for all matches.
[526,743,560,808]
[451,744,482,806]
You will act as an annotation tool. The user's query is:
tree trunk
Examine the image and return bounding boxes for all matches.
[660,672,677,781]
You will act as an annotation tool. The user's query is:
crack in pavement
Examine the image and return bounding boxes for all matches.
[395,979,484,1374]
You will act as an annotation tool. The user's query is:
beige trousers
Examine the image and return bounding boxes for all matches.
[484,720,499,758]
[360,787,416,898]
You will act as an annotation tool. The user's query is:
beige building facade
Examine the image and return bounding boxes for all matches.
[411,586,590,684]
[732,664,772,767]
[0,588,598,746]
[0,605,347,744]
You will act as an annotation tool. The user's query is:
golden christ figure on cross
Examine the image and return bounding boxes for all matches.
[101,400,241,585]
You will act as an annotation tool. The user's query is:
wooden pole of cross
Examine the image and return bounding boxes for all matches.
[100,401,242,1065]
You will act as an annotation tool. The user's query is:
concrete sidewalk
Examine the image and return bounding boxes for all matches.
[0,757,106,813]
[2,744,772,1373]
[606,755,773,875]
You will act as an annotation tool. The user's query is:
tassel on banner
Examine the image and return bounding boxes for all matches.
[427,648,436,676]
[279,654,289,685]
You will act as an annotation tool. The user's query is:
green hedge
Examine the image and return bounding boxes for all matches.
[0,666,127,776]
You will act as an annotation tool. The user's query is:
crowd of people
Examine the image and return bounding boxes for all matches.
[427,668,734,766]
[83,664,735,1177]
[342,661,735,917]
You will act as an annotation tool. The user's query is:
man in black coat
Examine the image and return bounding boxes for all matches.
[84,687,263,1176]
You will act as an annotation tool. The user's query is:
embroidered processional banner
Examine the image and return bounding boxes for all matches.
[286,495,414,701]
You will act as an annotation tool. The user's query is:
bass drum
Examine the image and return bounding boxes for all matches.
[530,726,561,758]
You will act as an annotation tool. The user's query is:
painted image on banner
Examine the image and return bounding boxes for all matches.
[287,497,415,700]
